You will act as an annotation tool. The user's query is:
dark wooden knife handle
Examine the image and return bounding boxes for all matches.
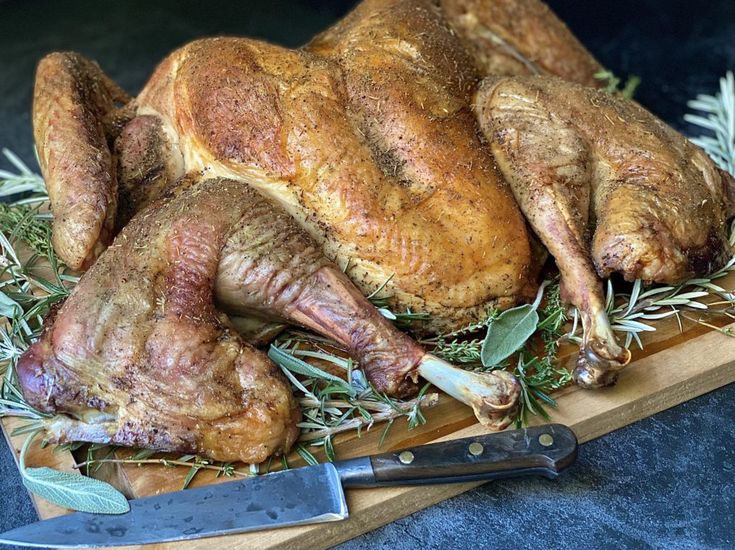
[334,424,577,488]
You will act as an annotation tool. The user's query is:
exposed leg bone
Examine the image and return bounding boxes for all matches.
[417,355,519,429]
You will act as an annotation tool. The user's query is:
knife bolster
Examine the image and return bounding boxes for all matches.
[333,456,376,488]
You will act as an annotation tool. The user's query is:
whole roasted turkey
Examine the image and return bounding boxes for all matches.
[19,0,734,461]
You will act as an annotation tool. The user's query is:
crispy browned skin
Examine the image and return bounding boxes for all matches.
[29,0,611,328]
[159,36,531,331]
[305,0,535,327]
[18,179,302,462]
[475,75,735,387]
[33,1,538,334]
[439,0,604,86]
[32,52,131,271]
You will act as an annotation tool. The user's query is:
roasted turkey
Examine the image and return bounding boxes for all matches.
[18,0,735,461]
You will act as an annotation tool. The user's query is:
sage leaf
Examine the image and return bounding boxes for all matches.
[22,467,129,514]
[481,304,539,367]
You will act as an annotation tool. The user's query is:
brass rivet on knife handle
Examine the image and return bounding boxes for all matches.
[538,434,554,447]
[398,451,415,464]
[468,442,484,456]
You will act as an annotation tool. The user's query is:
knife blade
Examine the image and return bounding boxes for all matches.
[0,424,577,548]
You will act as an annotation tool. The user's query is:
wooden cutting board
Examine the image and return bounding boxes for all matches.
[3,271,735,549]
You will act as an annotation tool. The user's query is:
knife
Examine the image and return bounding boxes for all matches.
[0,424,577,548]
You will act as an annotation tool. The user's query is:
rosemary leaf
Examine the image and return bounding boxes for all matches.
[268,344,356,397]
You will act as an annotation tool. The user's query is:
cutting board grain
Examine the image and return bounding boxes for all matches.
[3,272,735,549]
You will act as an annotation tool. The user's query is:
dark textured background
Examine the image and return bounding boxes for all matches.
[1,1,734,549]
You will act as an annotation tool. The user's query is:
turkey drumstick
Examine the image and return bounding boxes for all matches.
[213,192,519,427]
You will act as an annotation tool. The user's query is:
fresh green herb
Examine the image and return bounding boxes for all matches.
[480,303,538,366]
[269,337,438,460]
[511,279,572,426]
[480,282,548,367]
[419,278,570,425]
[562,254,735,351]
[686,71,735,175]
[0,149,46,200]
[423,309,497,365]
[268,344,357,397]
[367,274,431,326]
[75,455,251,482]
[595,70,641,99]
[20,429,129,514]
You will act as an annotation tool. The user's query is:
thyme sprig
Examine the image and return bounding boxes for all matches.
[421,310,499,365]
[595,70,641,99]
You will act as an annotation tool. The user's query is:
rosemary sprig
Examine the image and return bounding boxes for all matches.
[685,71,735,174]
[268,338,437,462]
[74,456,254,487]
[0,149,46,201]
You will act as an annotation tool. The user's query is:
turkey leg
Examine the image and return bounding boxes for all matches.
[17,179,301,463]
[214,180,520,428]
[475,76,630,387]
[475,75,735,388]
